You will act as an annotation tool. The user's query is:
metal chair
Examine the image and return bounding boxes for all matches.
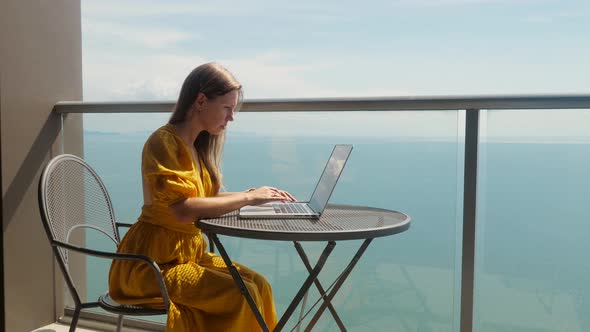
[38,154,169,332]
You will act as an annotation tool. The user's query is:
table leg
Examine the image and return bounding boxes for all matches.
[304,238,373,332]
[274,241,337,332]
[210,234,270,332]
[293,241,346,331]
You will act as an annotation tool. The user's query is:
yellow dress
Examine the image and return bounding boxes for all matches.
[108,124,277,331]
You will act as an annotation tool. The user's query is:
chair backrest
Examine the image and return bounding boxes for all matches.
[38,154,120,268]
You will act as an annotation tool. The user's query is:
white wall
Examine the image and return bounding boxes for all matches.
[0,1,83,331]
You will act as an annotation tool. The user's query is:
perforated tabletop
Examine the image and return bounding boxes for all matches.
[196,204,411,241]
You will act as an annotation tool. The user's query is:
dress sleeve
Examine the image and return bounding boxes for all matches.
[142,130,198,206]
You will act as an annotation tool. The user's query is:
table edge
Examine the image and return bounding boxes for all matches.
[196,205,412,241]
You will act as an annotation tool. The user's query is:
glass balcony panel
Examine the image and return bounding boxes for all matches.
[475,109,590,332]
[70,110,461,330]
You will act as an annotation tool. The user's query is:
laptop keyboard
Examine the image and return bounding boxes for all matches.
[273,203,308,214]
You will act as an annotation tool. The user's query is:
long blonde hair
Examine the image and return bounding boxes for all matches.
[169,62,242,193]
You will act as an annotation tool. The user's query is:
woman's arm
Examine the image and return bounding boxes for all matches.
[170,193,250,223]
[216,189,255,197]
[170,186,295,224]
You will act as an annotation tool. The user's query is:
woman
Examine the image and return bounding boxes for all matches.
[109,62,295,331]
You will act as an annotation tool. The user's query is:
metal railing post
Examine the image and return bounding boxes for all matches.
[460,109,479,332]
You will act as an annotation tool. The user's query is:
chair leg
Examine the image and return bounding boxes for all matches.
[116,314,124,332]
[69,306,81,332]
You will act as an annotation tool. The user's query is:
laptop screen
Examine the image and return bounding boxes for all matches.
[308,145,353,214]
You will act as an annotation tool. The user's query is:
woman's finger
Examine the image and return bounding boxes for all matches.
[281,191,296,202]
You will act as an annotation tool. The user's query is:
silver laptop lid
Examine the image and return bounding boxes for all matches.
[308,145,353,214]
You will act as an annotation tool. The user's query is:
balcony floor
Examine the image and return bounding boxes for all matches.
[33,323,97,332]
[33,321,159,332]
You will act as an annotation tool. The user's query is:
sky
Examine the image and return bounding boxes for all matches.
[81,0,590,136]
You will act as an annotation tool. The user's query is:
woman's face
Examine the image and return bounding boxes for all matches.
[199,90,238,135]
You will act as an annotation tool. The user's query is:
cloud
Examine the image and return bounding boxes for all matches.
[391,0,545,5]
[112,78,181,100]
[523,11,586,24]
[83,53,206,100]
[82,0,247,18]
[83,49,411,103]
[82,0,348,20]
[83,18,194,48]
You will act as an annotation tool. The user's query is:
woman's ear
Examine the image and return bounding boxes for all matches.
[191,93,207,114]
[196,92,207,107]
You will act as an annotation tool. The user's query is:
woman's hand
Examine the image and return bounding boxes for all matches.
[246,186,296,206]
[169,186,297,222]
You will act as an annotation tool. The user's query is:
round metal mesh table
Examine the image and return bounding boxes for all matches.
[197,204,411,241]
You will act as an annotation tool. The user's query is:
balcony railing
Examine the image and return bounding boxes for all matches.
[54,95,590,332]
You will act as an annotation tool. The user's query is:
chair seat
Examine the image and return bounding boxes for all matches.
[98,292,167,316]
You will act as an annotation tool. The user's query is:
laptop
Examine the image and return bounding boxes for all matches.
[239,144,353,219]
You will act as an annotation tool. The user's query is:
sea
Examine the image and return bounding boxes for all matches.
[79,115,590,332]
